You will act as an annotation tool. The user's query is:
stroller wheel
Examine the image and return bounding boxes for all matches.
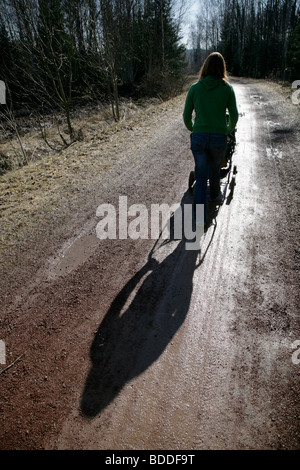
[188,170,195,190]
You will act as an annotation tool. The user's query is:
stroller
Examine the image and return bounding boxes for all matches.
[188,118,237,198]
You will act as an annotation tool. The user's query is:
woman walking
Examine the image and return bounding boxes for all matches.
[183,52,238,225]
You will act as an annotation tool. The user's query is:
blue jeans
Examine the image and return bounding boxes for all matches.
[191,133,227,223]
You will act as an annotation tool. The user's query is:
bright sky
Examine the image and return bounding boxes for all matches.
[178,0,201,47]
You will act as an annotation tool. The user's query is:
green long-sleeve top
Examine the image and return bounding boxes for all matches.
[183,76,239,135]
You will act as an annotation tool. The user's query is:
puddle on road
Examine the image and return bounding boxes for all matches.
[266,121,281,128]
[266,147,283,159]
[48,233,99,278]
[250,94,268,106]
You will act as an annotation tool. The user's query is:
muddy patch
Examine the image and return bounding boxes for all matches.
[48,233,100,279]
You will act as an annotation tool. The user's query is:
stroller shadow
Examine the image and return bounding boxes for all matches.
[80,191,204,417]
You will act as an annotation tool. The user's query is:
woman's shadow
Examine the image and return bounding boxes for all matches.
[80,190,215,417]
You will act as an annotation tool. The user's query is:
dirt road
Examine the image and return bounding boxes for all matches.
[0,78,299,450]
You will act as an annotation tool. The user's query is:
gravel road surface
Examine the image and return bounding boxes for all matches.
[0,78,299,450]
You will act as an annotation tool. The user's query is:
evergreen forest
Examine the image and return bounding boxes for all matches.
[0,0,299,138]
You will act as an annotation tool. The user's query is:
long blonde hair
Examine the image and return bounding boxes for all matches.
[199,52,228,81]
